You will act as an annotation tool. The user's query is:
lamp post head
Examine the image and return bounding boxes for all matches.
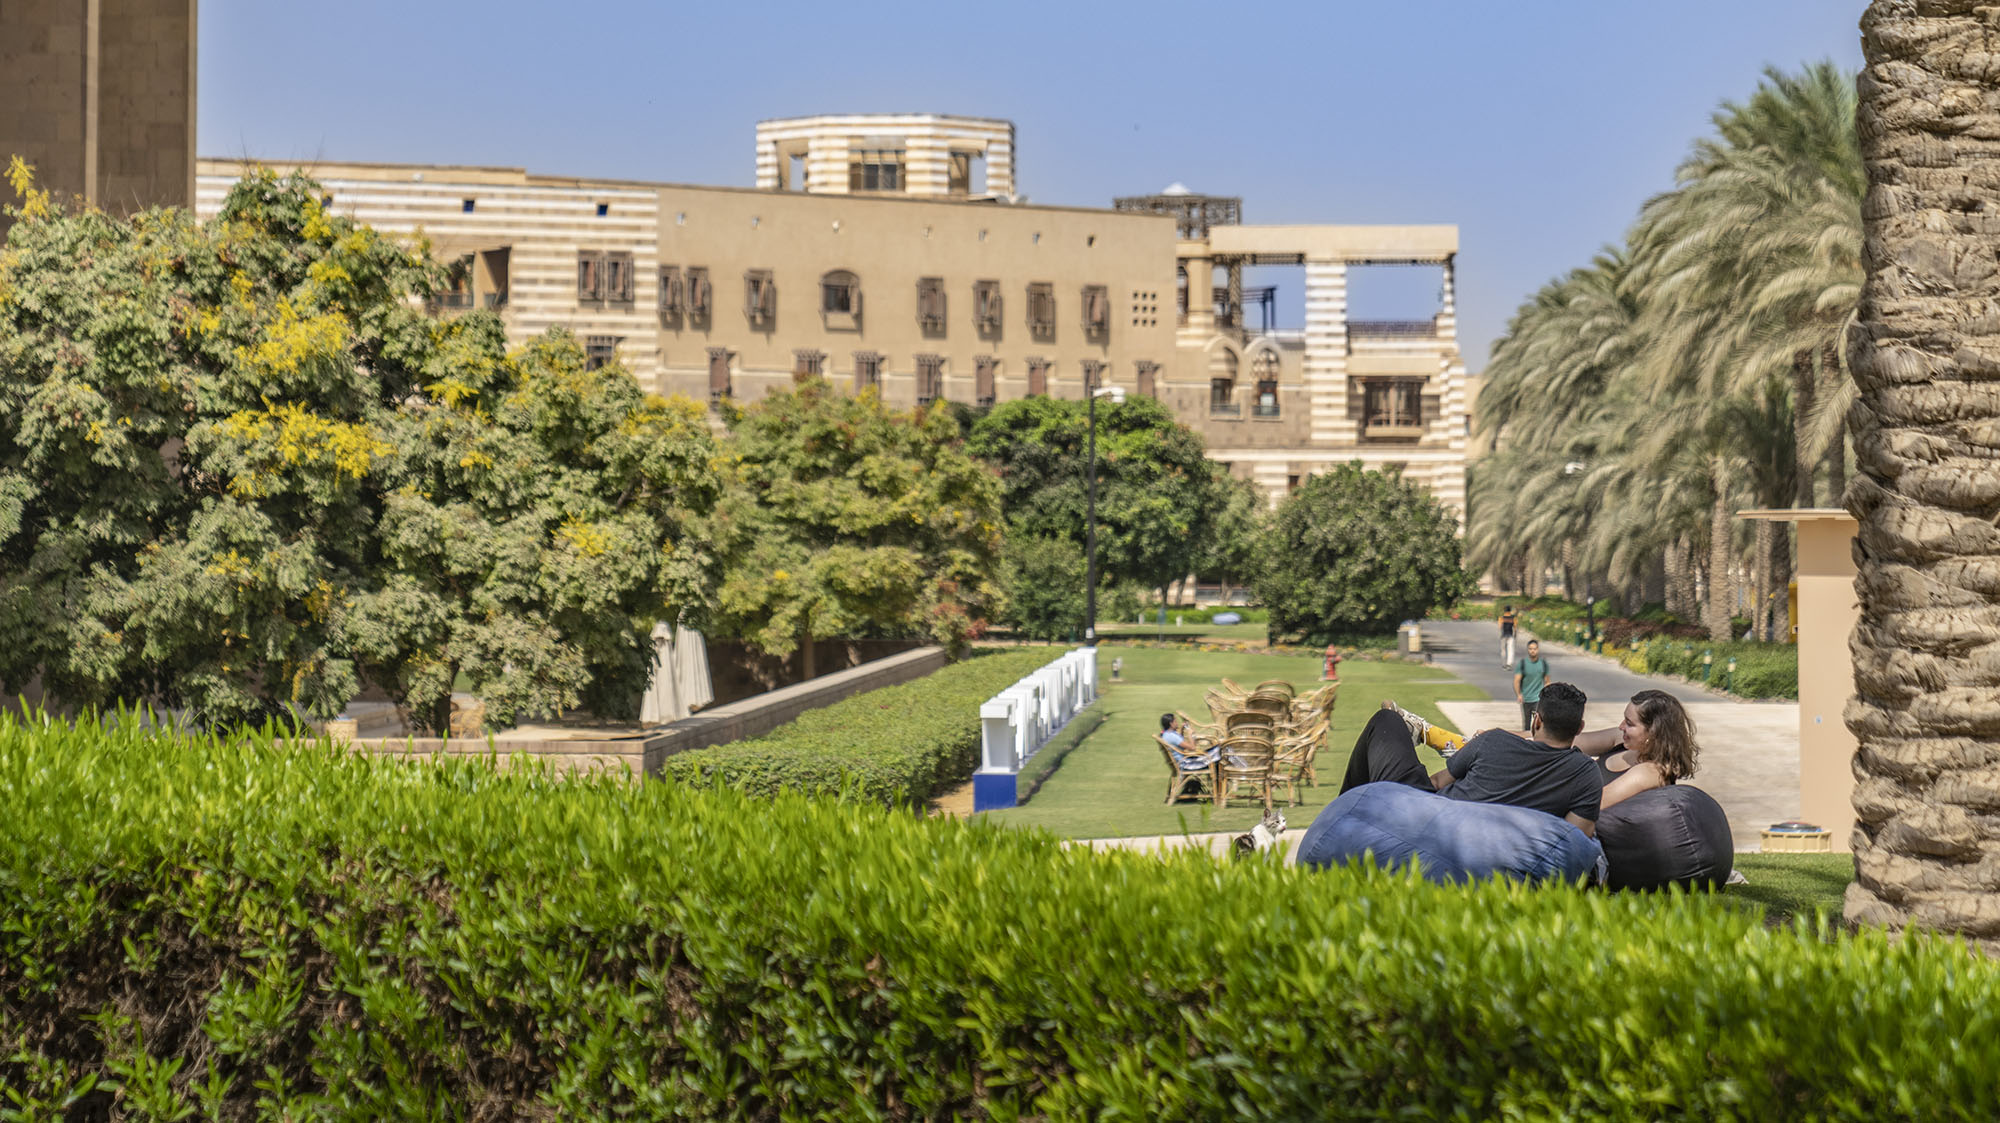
[1091,386,1125,404]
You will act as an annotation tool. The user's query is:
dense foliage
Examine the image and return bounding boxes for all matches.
[709,378,1003,667]
[995,533,1087,641]
[0,167,717,732]
[1471,63,1860,641]
[967,395,1225,604]
[1254,462,1474,642]
[6,717,1998,1120]
[658,647,1050,803]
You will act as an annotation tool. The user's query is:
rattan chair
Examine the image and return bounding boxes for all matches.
[1217,735,1297,810]
[1158,736,1216,805]
[1253,679,1296,700]
[1244,691,1291,718]
[1273,717,1328,789]
[1224,710,1277,737]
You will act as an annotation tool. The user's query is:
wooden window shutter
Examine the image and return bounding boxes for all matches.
[1027,359,1047,397]
[659,266,681,313]
[617,254,635,301]
[760,275,776,318]
[1136,361,1157,398]
[975,357,996,405]
[708,347,732,402]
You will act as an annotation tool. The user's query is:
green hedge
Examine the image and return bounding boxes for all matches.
[657,648,1055,803]
[5,719,2000,1119]
[1621,637,1799,699]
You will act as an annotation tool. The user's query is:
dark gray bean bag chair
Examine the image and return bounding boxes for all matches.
[1595,784,1733,891]
[1297,782,1604,886]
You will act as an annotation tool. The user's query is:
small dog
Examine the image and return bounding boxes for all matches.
[1233,806,1289,857]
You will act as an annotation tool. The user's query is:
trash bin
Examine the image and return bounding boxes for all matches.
[1397,622,1422,655]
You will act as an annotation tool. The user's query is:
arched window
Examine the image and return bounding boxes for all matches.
[821,270,861,315]
[1252,350,1280,418]
[1209,350,1239,417]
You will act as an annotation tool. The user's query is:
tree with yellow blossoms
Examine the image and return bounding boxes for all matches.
[0,167,718,732]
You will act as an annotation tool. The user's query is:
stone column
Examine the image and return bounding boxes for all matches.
[1225,260,1244,329]
[1181,253,1215,333]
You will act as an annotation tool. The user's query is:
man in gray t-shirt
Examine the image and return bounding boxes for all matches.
[1340,681,1600,837]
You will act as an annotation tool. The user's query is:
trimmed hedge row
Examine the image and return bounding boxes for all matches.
[3,719,1998,1119]
[657,648,1055,803]
[1620,637,1799,699]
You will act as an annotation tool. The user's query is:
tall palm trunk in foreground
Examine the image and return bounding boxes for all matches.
[1704,461,1735,642]
[1848,0,2000,939]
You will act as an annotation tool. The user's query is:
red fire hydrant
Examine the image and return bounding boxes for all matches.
[1324,646,1342,681]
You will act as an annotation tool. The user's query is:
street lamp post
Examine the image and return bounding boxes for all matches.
[1084,384,1125,646]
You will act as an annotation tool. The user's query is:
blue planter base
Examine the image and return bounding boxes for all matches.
[972,770,1019,812]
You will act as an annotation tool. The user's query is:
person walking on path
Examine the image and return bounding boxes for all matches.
[1513,639,1550,732]
[1499,604,1519,667]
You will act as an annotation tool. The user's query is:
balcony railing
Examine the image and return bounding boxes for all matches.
[1209,402,1241,417]
[1349,319,1436,338]
[1252,402,1281,419]
[427,290,474,313]
[1363,416,1425,440]
[484,291,509,310]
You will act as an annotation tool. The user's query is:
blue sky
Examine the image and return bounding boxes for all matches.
[197,0,1865,364]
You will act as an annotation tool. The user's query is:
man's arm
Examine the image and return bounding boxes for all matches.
[1564,812,1596,839]
[1430,768,1455,791]
[1512,669,1524,699]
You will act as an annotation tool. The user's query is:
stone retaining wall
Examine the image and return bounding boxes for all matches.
[336,646,948,780]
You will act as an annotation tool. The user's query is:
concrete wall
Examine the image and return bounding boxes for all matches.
[0,0,194,228]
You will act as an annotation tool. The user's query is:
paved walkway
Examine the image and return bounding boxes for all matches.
[1420,618,1799,850]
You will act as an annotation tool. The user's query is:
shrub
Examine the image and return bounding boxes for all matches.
[1254,463,1475,643]
[5,719,2000,1119]
[657,648,1054,803]
[1618,638,1799,699]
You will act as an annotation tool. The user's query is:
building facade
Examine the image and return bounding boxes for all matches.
[196,115,1467,514]
[1,0,197,233]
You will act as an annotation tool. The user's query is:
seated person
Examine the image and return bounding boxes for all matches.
[1340,682,1601,838]
[1569,688,1701,811]
[1158,712,1218,771]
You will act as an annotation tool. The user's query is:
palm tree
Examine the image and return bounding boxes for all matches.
[1845,3,2000,941]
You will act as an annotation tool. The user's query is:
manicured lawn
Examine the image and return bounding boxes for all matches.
[987,645,1487,838]
[1096,621,1271,642]
[1719,852,1853,927]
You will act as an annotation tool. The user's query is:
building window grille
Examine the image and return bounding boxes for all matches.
[1027,357,1049,397]
[974,280,1003,334]
[917,277,947,333]
[1363,379,1425,433]
[707,347,732,406]
[1081,284,1110,339]
[585,335,621,371]
[1252,351,1281,417]
[1026,282,1056,340]
[1136,360,1158,398]
[1210,377,1239,417]
[916,354,944,406]
[849,149,904,191]
[975,357,997,407]
[1131,289,1159,328]
[822,270,862,316]
[577,251,604,303]
[1081,360,1105,393]
[658,266,683,315]
[686,267,712,320]
[744,269,776,328]
[794,349,825,378]
[596,249,636,303]
[853,351,883,393]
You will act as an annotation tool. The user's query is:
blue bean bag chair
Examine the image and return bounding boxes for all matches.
[1595,784,1733,891]
[1297,782,1604,885]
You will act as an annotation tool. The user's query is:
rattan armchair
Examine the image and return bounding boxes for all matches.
[1158,736,1216,805]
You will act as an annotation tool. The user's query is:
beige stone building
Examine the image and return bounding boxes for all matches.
[197,114,1468,514]
[1,0,197,233]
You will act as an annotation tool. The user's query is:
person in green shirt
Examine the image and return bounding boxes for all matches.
[1512,640,1550,731]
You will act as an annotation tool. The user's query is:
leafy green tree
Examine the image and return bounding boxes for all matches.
[967,395,1223,607]
[709,379,1003,672]
[1254,463,1474,643]
[1198,472,1268,601]
[0,166,718,731]
[996,533,1087,642]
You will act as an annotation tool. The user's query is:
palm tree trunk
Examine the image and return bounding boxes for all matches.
[1752,518,1776,641]
[1793,348,1817,507]
[1665,536,1695,620]
[1704,459,1733,643]
[1848,2,2000,942]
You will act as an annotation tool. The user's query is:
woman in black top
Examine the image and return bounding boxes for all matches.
[1570,689,1700,810]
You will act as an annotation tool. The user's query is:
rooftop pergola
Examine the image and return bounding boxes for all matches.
[1112,188,1243,238]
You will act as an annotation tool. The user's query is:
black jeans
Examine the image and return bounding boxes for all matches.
[1520,701,1535,731]
[1339,710,1436,796]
